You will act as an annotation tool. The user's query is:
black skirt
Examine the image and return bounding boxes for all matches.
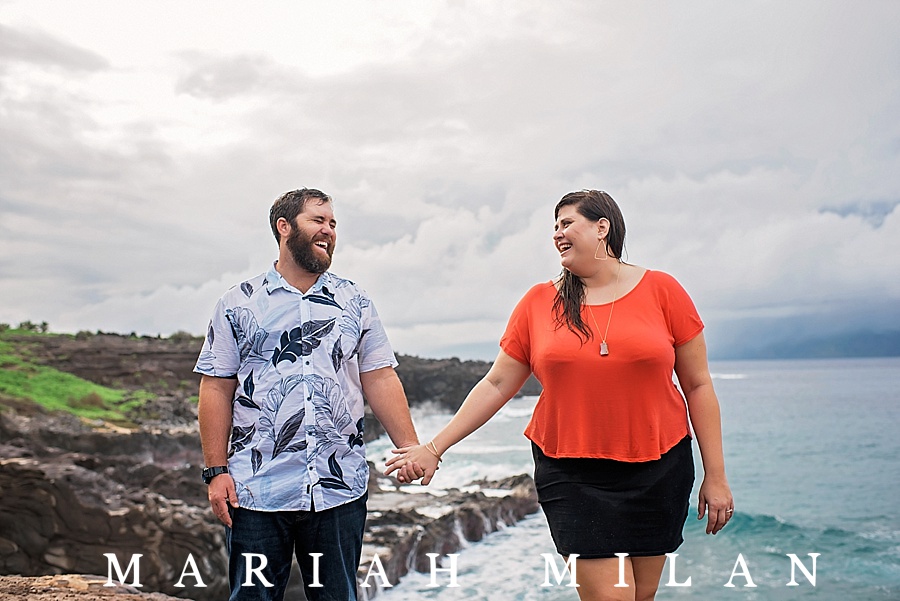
[533,436,694,558]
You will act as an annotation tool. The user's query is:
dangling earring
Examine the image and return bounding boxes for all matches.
[594,238,609,261]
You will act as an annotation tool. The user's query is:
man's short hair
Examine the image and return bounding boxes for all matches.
[269,188,332,243]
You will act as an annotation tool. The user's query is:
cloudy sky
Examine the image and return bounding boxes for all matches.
[1,1,898,360]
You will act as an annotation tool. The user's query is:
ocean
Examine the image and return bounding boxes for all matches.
[367,357,900,600]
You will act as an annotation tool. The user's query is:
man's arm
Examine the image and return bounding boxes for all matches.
[198,374,239,526]
[359,366,420,450]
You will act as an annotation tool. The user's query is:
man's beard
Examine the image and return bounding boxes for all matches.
[286,227,333,274]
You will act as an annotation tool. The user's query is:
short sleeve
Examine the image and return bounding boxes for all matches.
[656,272,704,346]
[193,297,241,377]
[499,287,538,367]
[355,297,399,373]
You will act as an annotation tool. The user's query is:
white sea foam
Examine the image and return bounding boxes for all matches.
[480,488,513,498]
[368,398,535,491]
[451,444,526,455]
[376,511,565,601]
[415,505,453,519]
[710,373,748,379]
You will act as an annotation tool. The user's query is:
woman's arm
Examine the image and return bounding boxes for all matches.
[385,350,532,485]
[674,332,734,535]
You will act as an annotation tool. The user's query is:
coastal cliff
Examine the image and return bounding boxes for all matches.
[2,331,541,418]
[0,332,540,599]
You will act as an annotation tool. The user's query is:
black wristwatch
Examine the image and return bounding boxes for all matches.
[201,465,229,484]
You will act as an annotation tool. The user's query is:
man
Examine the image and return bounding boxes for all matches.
[195,188,422,601]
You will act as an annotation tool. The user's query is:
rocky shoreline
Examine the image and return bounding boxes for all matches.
[0,410,537,600]
[0,574,187,600]
[0,333,541,599]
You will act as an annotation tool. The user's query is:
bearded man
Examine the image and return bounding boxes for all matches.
[195,188,422,601]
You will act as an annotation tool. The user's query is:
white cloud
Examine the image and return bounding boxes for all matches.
[1,1,899,358]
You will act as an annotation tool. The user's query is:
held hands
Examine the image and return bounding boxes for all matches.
[384,442,442,485]
[697,475,734,535]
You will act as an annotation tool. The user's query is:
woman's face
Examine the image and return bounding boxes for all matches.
[553,204,606,273]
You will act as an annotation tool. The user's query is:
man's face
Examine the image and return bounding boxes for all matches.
[284,200,336,274]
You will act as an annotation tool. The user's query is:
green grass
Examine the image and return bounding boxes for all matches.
[0,334,141,424]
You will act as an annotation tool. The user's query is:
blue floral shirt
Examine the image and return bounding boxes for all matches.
[194,264,398,512]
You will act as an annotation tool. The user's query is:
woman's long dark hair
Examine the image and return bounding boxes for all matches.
[552,190,626,342]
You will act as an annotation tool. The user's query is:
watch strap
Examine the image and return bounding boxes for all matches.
[202,465,229,484]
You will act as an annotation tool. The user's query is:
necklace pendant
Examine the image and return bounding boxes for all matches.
[600,341,609,356]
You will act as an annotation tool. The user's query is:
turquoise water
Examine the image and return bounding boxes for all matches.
[368,358,900,600]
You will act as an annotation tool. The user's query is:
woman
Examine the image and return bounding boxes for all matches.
[386,190,733,601]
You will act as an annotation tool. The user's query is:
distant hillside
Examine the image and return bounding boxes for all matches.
[723,330,900,360]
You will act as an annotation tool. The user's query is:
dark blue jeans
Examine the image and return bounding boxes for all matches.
[225,493,367,601]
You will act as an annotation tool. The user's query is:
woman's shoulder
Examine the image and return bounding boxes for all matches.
[642,269,686,288]
[639,269,696,305]
[511,280,556,310]
[523,280,557,299]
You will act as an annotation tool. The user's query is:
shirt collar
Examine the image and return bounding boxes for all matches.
[265,262,333,296]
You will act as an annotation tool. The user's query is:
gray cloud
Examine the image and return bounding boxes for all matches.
[1,2,899,359]
[0,23,108,71]
[175,52,274,100]
[821,201,900,228]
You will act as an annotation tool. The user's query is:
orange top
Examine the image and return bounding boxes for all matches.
[500,270,703,461]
